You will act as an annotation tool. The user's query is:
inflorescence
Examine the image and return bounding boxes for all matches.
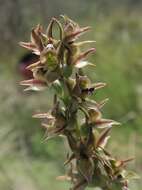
[20,15,138,190]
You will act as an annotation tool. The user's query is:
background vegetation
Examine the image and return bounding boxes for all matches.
[0,0,142,189]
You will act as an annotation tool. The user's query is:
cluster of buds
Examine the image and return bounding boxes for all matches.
[20,16,138,190]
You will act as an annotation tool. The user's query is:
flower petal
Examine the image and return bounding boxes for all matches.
[19,42,36,51]
[95,119,121,128]
[74,48,96,65]
[75,61,96,68]
[20,79,47,86]
[92,82,107,90]
[96,128,111,148]
[26,61,41,70]
[31,28,44,51]
[98,98,109,109]
[66,26,91,41]
[33,112,54,119]
[20,79,47,91]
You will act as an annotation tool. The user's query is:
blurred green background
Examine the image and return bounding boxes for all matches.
[0,0,142,189]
